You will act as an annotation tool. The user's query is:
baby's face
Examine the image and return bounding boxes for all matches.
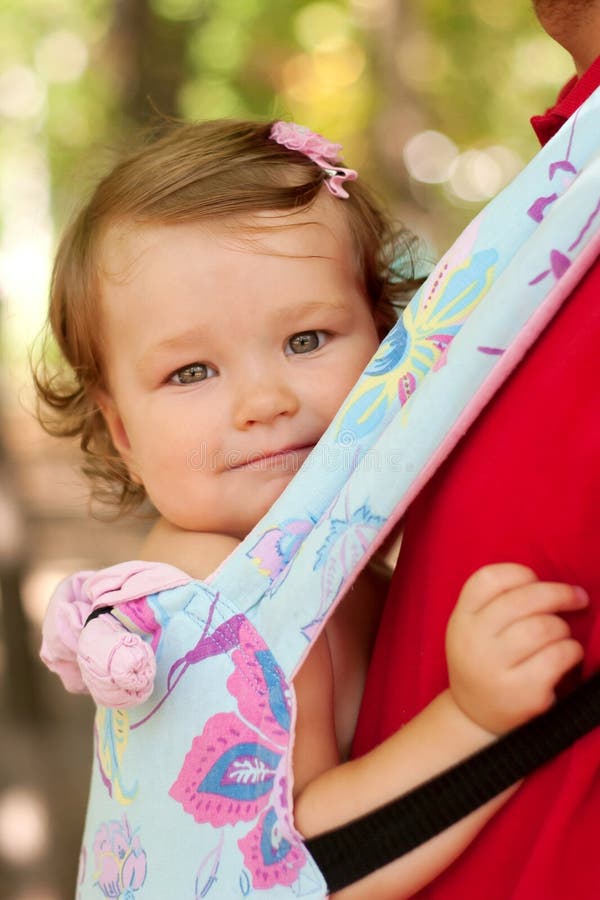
[97,195,380,538]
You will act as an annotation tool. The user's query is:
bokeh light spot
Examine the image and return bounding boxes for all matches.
[22,564,84,628]
[513,36,574,87]
[0,787,48,866]
[188,19,247,73]
[449,149,502,202]
[179,78,245,119]
[34,30,89,83]
[485,145,524,185]
[349,0,388,29]
[396,32,449,86]
[283,44,366,103]
[294,2,351,52]
[403,130,459,184]
[470,0,519,29]
[0,67,46,119]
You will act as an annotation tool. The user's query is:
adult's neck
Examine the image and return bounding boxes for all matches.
[572,39,600,76]
[533,1,600,75]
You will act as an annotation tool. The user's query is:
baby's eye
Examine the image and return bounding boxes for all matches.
[286,330,328,355]
[169,363,216,385]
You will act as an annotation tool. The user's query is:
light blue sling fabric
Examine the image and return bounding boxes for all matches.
[75,88,600,899]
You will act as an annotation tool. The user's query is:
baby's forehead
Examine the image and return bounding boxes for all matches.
[99,197,354,280]
[98,221,156,283]
[238,202,354,259]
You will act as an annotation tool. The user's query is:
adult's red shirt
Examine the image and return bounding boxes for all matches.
[352,59,600,899]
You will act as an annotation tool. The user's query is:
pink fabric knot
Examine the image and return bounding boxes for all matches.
[269,121,358,199]
[40,571,97,693]
[82,559,191,610]
[78,615,157,707]
[39,560,191,702]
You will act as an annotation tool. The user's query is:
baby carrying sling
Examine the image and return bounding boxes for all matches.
[70,87,600,899]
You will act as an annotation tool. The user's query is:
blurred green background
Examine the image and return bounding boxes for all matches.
[0,1,573,898]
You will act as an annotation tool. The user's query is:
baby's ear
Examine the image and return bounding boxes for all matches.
[95,390,141,484]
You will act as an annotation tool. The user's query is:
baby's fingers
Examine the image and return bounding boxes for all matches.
[456,563,538,615]
[491,582,588,634]
[512,637,584,719]
[502,613,571,667]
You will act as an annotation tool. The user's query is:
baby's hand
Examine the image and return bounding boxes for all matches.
[446,563,587,735]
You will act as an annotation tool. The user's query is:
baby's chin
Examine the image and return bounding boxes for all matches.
[158,473,299,539]
[162,507,279,543]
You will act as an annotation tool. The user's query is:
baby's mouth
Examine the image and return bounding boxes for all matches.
[227,444,315,470]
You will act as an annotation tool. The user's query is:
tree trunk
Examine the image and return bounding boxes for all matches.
[104,0,203,123]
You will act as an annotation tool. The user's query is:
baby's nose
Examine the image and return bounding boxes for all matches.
[232,370,300,429]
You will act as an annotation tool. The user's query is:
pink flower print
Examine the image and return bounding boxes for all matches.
[227,620,291,747]
[529,248,572,285]
[549,249,571,278]
[528,193,559,223]
[530,197,600,286]
[92,816,147,898]
[548,159,577,180]
[135,611,247,728]
[247,518,312,584]
[398,370,417,406]
[170,712,282,827]
[238,807,306,890]
[169,612,307,891]
[431,334,454,372]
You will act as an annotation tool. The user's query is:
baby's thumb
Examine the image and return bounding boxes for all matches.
[458,562,539,613]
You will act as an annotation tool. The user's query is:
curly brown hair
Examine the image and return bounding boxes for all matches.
[34,118,422,515]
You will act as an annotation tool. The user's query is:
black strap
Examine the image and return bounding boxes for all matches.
[304,670,600,892]
[84,604,114,627]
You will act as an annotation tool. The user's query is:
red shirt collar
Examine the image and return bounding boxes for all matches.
[530,54,600,145]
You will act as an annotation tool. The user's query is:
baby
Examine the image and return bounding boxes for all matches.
[38,120,586,898]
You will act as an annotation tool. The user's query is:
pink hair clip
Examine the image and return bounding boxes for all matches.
[269,121,358,199]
